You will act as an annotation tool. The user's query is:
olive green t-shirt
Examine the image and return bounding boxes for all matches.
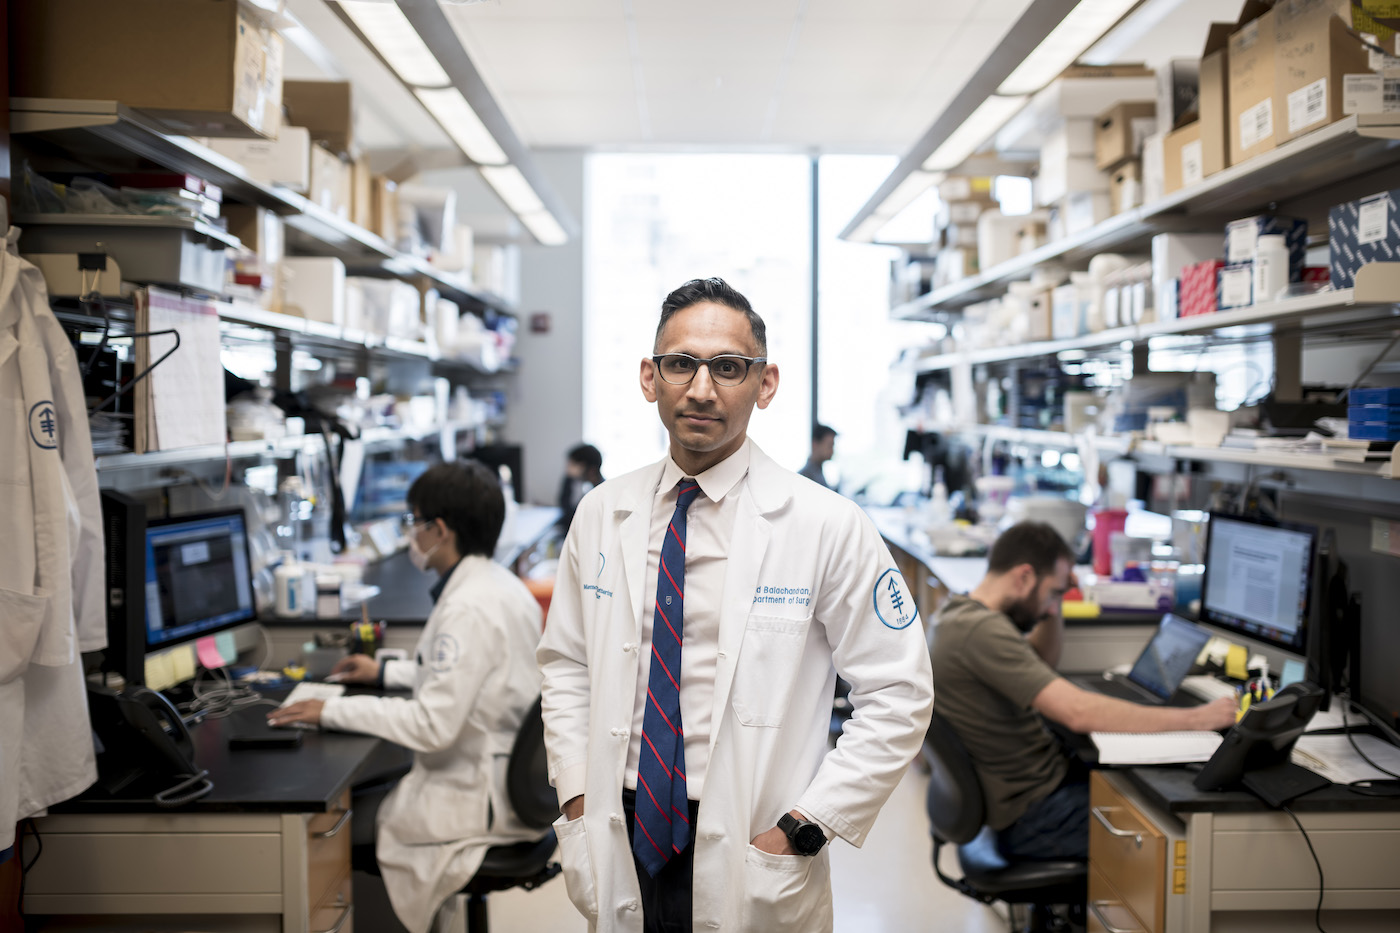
[929,595,1068,830]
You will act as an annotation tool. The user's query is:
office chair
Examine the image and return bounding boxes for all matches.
[923,711,1086,933]
[459,694,562,933]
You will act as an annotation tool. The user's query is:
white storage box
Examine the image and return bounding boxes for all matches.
[1035,155,1109,207]
[281,257,345,325]
[206,127,312,192]
[15,214,234,296]
[977,212,1024,270]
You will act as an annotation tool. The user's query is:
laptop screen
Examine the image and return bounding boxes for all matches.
[1127,614,1212,700]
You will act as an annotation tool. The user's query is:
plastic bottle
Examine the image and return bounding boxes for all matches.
[498,465,518,548]
[1253,234,1289,306]
[274,552,305,618]
[929,466,951,526]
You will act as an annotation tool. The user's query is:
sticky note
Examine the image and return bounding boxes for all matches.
[1225,643,1249,681]
[170,644,196,684]
[215,631,238,666]
[144,652,176,692]
[196,636,226,670]
[1281,658,1306,689]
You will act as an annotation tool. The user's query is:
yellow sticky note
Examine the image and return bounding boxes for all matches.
[144,652,176,692]
[169,644,197,685]
[1225,644,1248,680]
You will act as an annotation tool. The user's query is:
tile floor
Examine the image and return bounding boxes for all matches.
[483,765,1010,932]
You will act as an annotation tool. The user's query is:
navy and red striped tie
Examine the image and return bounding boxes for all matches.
[634,478,701,876]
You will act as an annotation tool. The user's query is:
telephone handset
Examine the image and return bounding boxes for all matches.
[88,683,214,806]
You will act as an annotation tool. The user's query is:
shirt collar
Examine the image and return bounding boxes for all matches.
[658,437,751,505]
[429,558,462,604]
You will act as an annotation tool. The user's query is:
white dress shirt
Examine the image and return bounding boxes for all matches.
[624,441,749,800]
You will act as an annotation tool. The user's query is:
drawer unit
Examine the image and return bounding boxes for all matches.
[1090,771,1166,933]
[1090,863,1150,933]
[307,792,353,908]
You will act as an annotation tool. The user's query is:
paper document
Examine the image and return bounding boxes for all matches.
[281,682,345,706]
[137,287,227,451]
[1092,731,1223,765]
[1292,735,1400,785]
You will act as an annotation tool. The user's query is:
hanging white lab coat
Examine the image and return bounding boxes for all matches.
[0,229,105,851]
[321,555,544,933]
[538,440,935,933]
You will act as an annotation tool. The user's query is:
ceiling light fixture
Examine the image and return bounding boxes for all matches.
[479,165,545,215]
[997,0,1141,96]
[921,95,1028,172]
[517,210,569,247]
[414,87,508,165]
[338,0,451,88]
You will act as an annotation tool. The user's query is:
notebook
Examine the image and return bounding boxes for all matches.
[1091,731,1224,765]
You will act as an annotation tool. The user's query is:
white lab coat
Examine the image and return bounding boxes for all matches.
[538,440,934,933]
[0,229,105,851]
[321,555,544,933]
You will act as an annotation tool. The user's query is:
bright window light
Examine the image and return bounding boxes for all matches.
[339,1,451,88]
[415,87,508,165]
[998,0,1141,96]
[479,165,544,214]
[518,209,568,246]
[921,96,1027,172]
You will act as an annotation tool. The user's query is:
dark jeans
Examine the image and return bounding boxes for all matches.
[622,788,701,933]
[995,778,1090,861]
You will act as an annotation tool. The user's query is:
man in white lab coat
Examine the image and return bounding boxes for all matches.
[271,461,543,933]
[538,278,935,933]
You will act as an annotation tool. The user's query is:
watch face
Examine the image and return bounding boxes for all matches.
[794,823,825,854]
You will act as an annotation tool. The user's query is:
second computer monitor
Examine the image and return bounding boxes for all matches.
[145,510,257,650]
[1200,512,1316,654]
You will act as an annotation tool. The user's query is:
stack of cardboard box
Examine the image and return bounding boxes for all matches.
[933,176,997,287]
[1095,102,1157,214]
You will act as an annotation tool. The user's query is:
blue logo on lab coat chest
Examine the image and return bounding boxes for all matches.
[873,568,917,630]
[29,401,57,450]
[583,552,613,600]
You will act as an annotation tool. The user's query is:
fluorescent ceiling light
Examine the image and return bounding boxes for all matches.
[518,210,568,246]
[414,88,508,165]
[480,165,545,215]
[339,0,451,88]
[998,0,1141,96]
[922,96,1027,172]
[878,170,944,220]
[1081,0,1190,65]
[849,214,888,244]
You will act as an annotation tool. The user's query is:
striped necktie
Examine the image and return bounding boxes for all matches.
[633,478,701,876]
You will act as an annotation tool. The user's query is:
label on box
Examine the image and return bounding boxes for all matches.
[1288,78,1328,134]
[1180,139,1204,186]
[1227,223,1256,264]
[1239,99,1274,150]
[1220,265,1253,307]
[1359,196,1390,245]
[1344,74,1400,114]
[1362,33,1400,76]
[1237,19,1260,51]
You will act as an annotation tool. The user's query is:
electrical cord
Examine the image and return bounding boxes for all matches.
[17,818,40,920]
[178,666,276,720]
[1280,804,1328,933]
[1339,702,1400,797]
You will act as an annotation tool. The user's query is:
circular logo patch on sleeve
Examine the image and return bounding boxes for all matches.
[428,633,461,672]
[873,568,917,630]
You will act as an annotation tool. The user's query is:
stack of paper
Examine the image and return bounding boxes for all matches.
[1091,731,1223,765]
[1292,735,1400,784]
[134,286,227,452]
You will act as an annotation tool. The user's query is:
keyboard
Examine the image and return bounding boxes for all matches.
[1180,675,1237,703]
[280,682,346,706]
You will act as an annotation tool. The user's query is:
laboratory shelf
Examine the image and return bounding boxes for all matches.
[13,212,244,250]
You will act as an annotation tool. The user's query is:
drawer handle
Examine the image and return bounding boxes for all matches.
[1089,900,1144,933]
[1091,806,1143,848]
[313,808,353,839]
[313,904,353,933]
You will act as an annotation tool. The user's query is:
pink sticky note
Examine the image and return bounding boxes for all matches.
[196,635,226,670]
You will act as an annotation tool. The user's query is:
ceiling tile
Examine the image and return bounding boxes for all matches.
[631,0,801,20]
[632,16,796,61]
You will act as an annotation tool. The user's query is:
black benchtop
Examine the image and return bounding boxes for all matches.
[1122,764,1400,815]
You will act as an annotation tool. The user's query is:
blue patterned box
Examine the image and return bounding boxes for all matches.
[1351,386,1400,406]
[1349,406,1400,424]
[1217,262,1254,310]
[1225,215,1307,282]
[1329,189,1400,290]
[1348,421,1400,442]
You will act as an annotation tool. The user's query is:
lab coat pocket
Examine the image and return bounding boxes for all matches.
[741,844,832,931]
[554,814,599,921]
[731,614,810,727]
[0,586,50,684]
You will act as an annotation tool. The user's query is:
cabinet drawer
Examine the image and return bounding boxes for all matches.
[1089,863,1150,933]
[310,871,353,933]
[308,792,352,907]
[1089,772,1165,933]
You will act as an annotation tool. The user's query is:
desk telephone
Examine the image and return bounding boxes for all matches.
[88,683,214,806]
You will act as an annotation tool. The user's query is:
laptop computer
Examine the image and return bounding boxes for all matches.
[1075,613,1212,706]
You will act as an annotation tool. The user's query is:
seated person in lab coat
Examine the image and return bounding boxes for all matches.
[269,460,543,933]
[930,521,1235,861]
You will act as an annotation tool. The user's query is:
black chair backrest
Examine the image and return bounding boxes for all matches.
[923,709,987,845]
[506,695,559,830]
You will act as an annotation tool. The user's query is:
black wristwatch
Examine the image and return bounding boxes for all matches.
[777,813,827,856]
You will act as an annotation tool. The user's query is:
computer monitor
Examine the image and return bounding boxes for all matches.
[144,510,256,650]
[1200,512,1317,654]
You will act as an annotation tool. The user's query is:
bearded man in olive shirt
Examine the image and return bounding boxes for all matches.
[930,522,1236,860]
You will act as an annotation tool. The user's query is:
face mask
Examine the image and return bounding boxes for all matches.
[409,527,442,572]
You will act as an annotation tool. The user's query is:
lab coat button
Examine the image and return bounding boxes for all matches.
[622,642,636,652]
[609,812,623,823]
[717,650,727,659]
[707,831,723,840]
[621,899,639,911]
[704,921,721,928]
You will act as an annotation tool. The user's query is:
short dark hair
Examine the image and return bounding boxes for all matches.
[813,423,836,443]
[406,460,504,559]
[987,521,1075,578]
[655,277,767,355]
[567,443,602,473]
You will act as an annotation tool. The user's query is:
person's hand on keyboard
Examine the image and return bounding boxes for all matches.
[268,699,324,729]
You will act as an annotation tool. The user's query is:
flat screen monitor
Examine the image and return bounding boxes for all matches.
[1200,512,1316,653]
[145,510,256,650]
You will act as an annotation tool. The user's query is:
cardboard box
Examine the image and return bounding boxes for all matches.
[1328,187,1400,288]
[934,247,979,289]
[1064,191,1113,235]
[940,200,995,227]
[1225,214,1308,278]
[206,126,311,191]
[977,213,1023,269]
[372,176,400,245]
[222,205,284,267]
[1158,59,1202,132]
[1036,155,1110,206]
[1229,4,1280,165]
[1275,1,1373,143]
[1344,73,1400,114]
[1181,260,1226,316]
[1141,131,1167,204]
[939,176,995,202]
[1095,103,1157,170]
[308,145,352,218]
[1043,119,1099,164]
[282,80,355,157]
[281,257,346,325]
[351,157,374,231]
[1199,23,1235,174]
[1218,262,1255,308]
[1162,121,1205,194]
[1109,160,1143,214]
[12,0,282,138]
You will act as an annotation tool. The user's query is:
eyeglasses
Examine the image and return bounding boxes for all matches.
[403,512,434,528]
[651,353,767,387]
